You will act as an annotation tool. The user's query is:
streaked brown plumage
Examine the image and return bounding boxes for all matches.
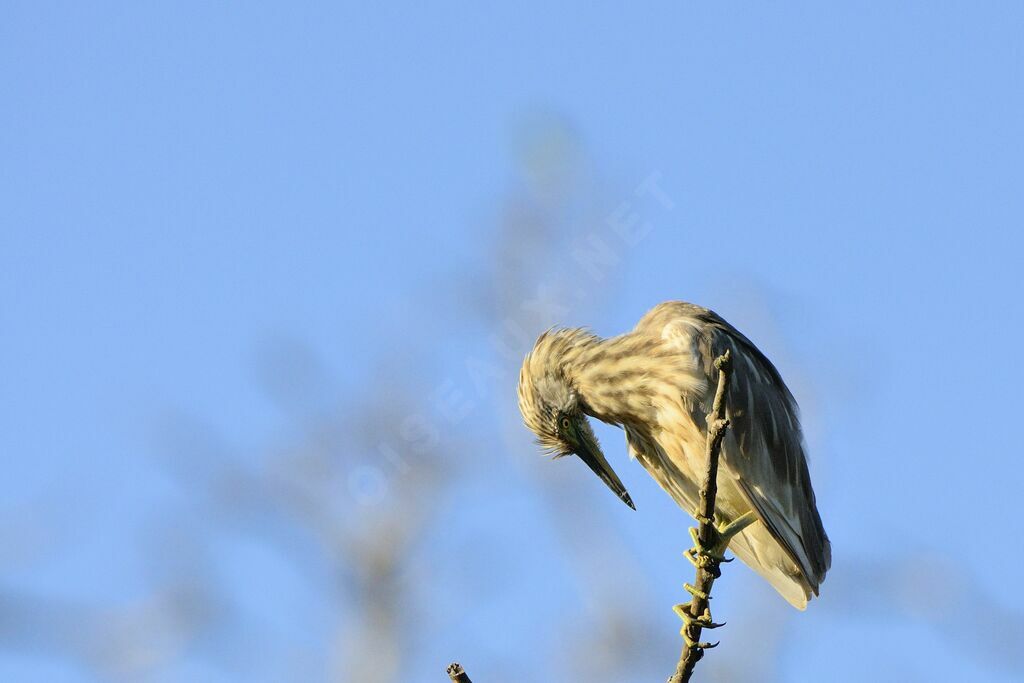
[517,301,830,608]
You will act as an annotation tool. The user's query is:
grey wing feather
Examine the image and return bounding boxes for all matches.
[648,303,831,590]
[703,311,830,589]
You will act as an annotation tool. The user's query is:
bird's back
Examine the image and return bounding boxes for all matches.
[630,302,831,608]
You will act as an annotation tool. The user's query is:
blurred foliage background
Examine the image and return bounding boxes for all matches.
[2,4,1024,682]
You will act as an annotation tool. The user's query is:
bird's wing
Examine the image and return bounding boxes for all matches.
[643,303,831,590]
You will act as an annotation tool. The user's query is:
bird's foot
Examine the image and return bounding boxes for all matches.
[687,511,758,563]
[688,528,729,577]
[673,604,724,647]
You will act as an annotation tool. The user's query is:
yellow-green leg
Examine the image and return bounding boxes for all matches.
[684,510,758,568]
[676,510,758,645]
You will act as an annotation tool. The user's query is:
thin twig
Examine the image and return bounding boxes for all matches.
[669,350,737,683]
[446,662,473,683]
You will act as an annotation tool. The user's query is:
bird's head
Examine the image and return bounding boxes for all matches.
[517,329,635,510]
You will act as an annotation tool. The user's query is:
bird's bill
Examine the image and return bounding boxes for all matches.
[575,441,635,510]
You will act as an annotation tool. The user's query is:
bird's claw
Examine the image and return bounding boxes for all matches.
[675,603,726,649]
[686,547,730,570]
[689,511,759,564]
[688,526,724,559]
[681,626,720,649]
[689,638,720,650]
[675,604,725,627]
[687,526,729,574]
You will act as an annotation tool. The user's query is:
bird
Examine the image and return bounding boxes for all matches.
[516,301,830,609]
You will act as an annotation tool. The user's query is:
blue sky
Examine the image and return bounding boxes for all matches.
[2,3,1023,682]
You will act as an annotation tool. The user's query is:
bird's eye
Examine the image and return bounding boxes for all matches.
[561,416,571,430]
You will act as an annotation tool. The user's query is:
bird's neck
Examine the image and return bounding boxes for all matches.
[564,332,669,429]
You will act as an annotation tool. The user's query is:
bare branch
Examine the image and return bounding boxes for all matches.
[669,349,747,683]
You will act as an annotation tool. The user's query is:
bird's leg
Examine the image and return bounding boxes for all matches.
[686,510,758,566]
[713,511,758,555]
[673,603,725,647]
[677,511,758,643]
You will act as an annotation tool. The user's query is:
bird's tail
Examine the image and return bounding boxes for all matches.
[727,523,820,610]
